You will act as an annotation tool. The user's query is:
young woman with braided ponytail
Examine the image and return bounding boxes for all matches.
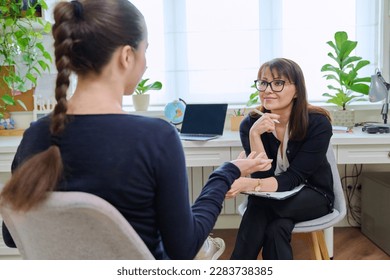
[0,0,271,260]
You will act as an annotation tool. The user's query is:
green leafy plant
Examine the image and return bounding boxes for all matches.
[0,0,52,119]
[321,31,371,110]
[233,108,245,116]
[134,78,162,95]
[246,84,259,107]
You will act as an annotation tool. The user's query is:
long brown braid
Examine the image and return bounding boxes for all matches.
[0,0,145,211]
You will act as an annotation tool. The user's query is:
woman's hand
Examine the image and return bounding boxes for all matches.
[230,151,272,177]
[250,112,280,135]
[225,177,255,199]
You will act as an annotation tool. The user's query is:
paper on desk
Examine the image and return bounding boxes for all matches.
[332,125,351,133]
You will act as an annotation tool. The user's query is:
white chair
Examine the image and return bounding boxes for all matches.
[238,145,346,260]
[0,191,155,259]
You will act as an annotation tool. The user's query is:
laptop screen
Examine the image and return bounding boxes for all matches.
[180,104,228,135]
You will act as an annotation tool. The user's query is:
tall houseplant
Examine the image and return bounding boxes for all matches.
[0,0,52,120]
[132,78,162,111]
[321,31,371,111]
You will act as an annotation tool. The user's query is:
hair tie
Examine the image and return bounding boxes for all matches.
[71,0,84,20]
[51,135,61,147]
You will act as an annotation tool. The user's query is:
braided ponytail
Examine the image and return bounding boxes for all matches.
[0,0,146,211]
[0,1,78,211]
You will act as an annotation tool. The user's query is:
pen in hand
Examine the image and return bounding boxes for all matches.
[253,109,280,123]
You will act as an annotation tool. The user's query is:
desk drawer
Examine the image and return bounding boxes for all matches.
[183,147,230,167]
[338,145,390,164]
[231,147,244,159]
[0,153,14,173]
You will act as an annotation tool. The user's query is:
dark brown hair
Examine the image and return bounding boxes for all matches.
[0,0,145,211]
[251,58,331,141]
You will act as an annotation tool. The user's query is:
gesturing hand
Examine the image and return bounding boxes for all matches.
[230,151,272,177]
[225,177,253,199]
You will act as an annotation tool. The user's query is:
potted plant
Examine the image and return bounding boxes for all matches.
[321,31,371,126]
[132,78,162,111]
[230,108,245,131]
[229,83,260,132]
[0,0,52,126]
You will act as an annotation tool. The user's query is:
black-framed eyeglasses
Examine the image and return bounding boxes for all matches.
[254,79,294,92]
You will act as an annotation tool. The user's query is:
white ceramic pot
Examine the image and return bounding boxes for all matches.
[132,94,150,111]
[331,109,355,127]
[10,111,34,129]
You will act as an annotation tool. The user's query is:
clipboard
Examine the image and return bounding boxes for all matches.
[242,184,305,200]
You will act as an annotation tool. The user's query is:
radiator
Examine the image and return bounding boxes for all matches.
[187,166,246,215]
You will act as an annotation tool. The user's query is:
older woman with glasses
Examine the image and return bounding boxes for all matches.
[226,58,335,260]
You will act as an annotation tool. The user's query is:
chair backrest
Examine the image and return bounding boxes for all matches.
[0,191,155,260]
[292,144,346,232]
[238,145,347,230]
[326,144,347,221]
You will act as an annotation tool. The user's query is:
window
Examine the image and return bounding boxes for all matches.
[263,0,380,102]
[127,0,381,107]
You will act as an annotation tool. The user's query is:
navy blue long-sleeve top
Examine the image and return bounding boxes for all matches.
[239,112,334,205]
[2,114,240,259]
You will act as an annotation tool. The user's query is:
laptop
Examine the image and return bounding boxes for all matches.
[179,103,228,141]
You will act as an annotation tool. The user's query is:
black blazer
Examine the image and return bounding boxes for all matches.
[239,112,334,205]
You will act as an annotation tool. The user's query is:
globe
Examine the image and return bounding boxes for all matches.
[164,99,186,125]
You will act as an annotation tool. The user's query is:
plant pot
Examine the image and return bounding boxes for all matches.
[0,111,15,130]
[230,115,245,131]
[10,111,34,129]
[331,109,355,127]
[132,94,150,111]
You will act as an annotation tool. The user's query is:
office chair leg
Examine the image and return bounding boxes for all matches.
[294,231,332,260]
[324,227,334,259]
[316,231,330,260]
[310,232,322,260]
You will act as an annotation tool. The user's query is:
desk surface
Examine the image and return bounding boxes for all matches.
[330,128,390,145]
[1,127,390,151]
[181,127,390,148]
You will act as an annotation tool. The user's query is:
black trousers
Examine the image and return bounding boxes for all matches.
[231,187,331,260]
